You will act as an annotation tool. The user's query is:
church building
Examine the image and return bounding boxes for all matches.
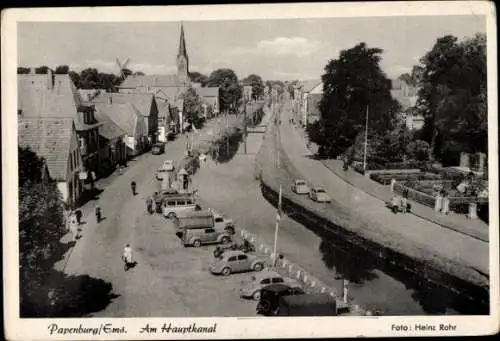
[119,24,220,130]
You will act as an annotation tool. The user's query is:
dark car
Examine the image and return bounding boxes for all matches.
[152,142,165,155]
[256,283,305,316]
[153,189,179,212]
[277,293,337,316]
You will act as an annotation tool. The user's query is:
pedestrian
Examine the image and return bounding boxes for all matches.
[95,205,101,223]
[434,189,443,213]
[390,178,396,195]
[131,181,137,196]
[74,209,82,225]
[122,244,134,271]
[118,165,123,175]
[442,190,450,215]
[70,216,79,241]
[146,196,153,214]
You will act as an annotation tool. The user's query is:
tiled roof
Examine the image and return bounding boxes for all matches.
[194,87,219,97]
[91,92,154,117]
[18,74,96,131]
[120,74,184,88]
[94,103,144,137]
[94,110,126,141]
[18,117,74,181]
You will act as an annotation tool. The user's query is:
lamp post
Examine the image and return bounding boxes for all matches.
[243,99,248,154]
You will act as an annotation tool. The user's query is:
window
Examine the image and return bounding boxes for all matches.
[272,278,284,283]
[167,201,175,206]
[215,217,223,223]
[237,255,247,261]
[205,229,215,233]
[69,153,73,170]
[260,278,271,285]
[186,199,193,205]
[228,256,237,262]
[177,200,185,206]
[74,150,78,167]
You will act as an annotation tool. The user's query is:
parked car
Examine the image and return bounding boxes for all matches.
[181,227,232,247]
[309,186,331,203]
[209,250,266,276]
[291,179,309,194]
[162,194,198,219]
[276,293,337,316]
[240,271,302,300]
[173,210,236,235]
[212,210,235,235]
[163,160,175,171]
[256,283,306,316]
[153,189,179,212]
[152,142,165,155]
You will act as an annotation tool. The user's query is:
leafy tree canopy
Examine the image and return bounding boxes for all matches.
[242,74,265,100]
[189,71,209,87]
[309,42,399,158]
[207,68,241,113]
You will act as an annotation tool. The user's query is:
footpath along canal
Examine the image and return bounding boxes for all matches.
[189,102,485,315]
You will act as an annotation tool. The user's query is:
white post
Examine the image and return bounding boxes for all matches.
[272,185,282,268]
[363,105,369,172]
[343,279,349,304]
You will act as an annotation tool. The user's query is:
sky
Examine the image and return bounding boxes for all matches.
[18,15,486,81]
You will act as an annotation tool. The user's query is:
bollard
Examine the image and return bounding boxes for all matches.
[288,264,293,273]
[296,270,301,280]
[282,259,287,267]
[264,248,269,254]
[311,281,316,288]
[330,292,336,298]
[250,236,255,243]
[303,275,308,283]
[321,287,326,293]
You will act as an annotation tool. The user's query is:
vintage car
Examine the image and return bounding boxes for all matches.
[240,271,302,300]
[209,250,266,276]
[256,283,305,316]
[291,179,309,194]
[152,142,165,155]
[181,227,232,247]
[309,186,331,203]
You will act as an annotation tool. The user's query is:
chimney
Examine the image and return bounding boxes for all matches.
[46,69,54,90]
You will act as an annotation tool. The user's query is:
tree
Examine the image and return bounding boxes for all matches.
[189,71,208,86]
[415,33,487,160]
[181,86,203,128]
[19,147,66,314]
[18,67,31,74]
[242,74,265,100]
[35,66,51,74]
[69,71,81,88]
[311,42,400,158]
[207,68,242,113]
[54,65,70,74]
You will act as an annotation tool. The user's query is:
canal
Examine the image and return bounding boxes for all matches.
[190,114,484,315]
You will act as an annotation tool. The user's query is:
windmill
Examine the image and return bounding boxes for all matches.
[116,57,131,80]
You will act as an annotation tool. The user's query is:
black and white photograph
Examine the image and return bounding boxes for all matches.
[2,2,498,339]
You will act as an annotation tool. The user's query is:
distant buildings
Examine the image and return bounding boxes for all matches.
[119,24,220,131]
[390,78,424,131]
[292,80,323,126]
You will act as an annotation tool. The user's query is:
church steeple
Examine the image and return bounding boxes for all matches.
[177,23,189,84]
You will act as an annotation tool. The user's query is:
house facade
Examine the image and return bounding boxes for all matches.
[18,117,83,207]
[94,102,147,156]
[390,80,423,131]
[18,72,103,181]
[299,80,323,125]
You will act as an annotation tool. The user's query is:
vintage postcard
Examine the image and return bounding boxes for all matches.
[2,1,499,339]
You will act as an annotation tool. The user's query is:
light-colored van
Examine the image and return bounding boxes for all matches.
[162,194,198,219]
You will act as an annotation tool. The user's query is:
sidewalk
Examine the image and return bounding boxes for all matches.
[291,116,489,242]
[278,102,489,283]
[320,159,489,242]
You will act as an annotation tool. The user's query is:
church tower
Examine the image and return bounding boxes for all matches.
[177,23,189,84]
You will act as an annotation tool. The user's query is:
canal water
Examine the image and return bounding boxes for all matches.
[191,115,485,315]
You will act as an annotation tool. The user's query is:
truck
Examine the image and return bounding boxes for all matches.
[276,293,337,316]
[173,209,235,235]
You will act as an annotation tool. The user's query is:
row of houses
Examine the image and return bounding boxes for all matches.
[17,70,177,208]
[290,78,424,130]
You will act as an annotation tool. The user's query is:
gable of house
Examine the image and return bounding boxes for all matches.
[18,117,74,181]
[94,103,143,138]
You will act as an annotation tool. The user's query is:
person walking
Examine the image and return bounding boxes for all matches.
[401,188,409,214]
[69,215,79,241]
[390,178,396,195]
[434,189,443,213]
[442,190,450,215]
[95,205,101,223]
[146,196,153,214]
[122,244,134,271]
[75,209,82,225]
[131,181,137,196]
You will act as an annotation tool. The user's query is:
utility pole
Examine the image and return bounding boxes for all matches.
[363,105,369,173]
[243,100,248,154]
